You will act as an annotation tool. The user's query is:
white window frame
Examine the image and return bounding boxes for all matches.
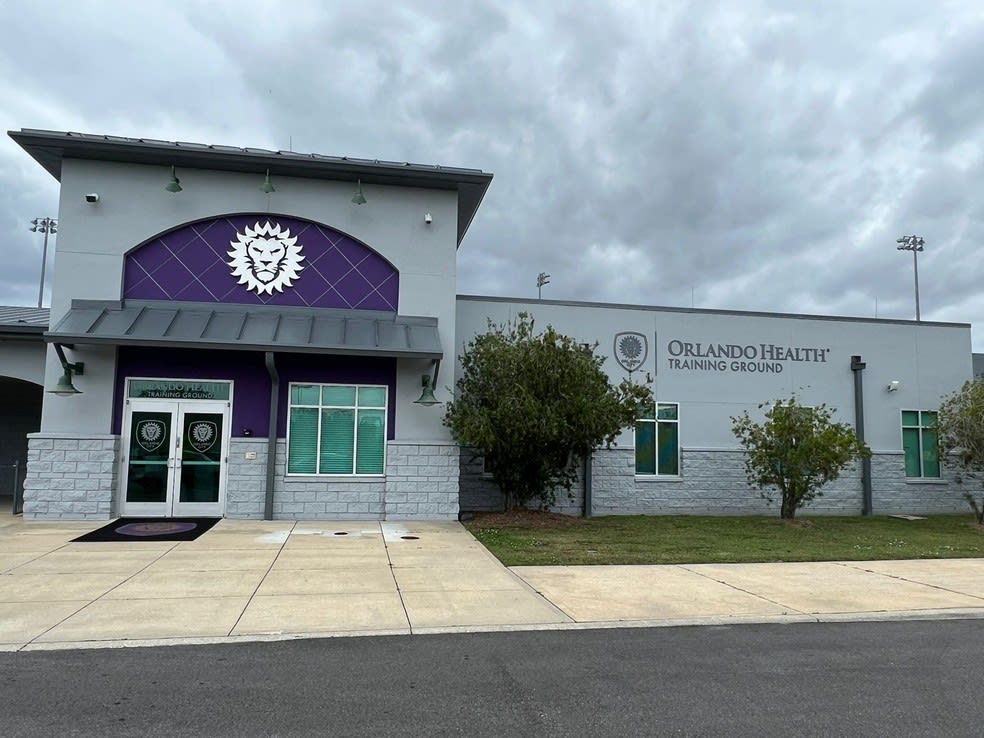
[634,401,681,477]
[900,409,940,479]
[285,382,388,477]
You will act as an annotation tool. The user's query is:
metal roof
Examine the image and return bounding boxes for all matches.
[46,301,442,359]
[0,306,50,337]
[8,128,493,246]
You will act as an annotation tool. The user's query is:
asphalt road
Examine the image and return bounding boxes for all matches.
[2,619,981,737]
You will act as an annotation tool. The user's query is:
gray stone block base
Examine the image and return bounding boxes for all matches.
[460,447,971,517]
[23,433,119,520]
[224,439,459,521]
[384,441,459,520]
[23,436,458,522]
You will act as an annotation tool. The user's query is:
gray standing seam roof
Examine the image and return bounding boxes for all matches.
[46,301,442,359]
[0,306,50,336]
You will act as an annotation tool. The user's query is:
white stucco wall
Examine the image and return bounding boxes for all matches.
[0,340,46,385]
[455,297,974,453]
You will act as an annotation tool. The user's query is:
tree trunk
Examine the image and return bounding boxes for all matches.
[780,496,796,519]
[499,485,515,512]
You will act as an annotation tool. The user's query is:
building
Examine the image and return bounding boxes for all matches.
[9,128,492,521]
[457,297,974,516]
[5,128,978,521]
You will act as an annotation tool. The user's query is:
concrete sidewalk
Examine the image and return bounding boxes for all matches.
[2,517,983,651]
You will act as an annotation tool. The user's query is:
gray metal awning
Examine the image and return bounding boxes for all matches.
[45,300,442,359]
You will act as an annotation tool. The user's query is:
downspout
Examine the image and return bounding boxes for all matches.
[264,351,279,521]
[578,341,594,518]
[851,355,873,516]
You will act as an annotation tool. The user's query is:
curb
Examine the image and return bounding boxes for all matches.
[9,607,984,653]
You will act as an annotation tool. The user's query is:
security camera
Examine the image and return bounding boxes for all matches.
[424,213,432,224]
[887,380,900,392]
[85,193,99,203]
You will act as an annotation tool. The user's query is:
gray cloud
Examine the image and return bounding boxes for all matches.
[2,0,983,348]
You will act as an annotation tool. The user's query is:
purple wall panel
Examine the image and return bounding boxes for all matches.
[123,214,399,311]
[274,353,397,438]
[114,347,397,440]
[114,349,271,437]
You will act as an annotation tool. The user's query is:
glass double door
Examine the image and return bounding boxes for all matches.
[122,400,228,517]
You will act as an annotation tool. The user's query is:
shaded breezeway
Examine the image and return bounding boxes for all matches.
[0,377,42,514]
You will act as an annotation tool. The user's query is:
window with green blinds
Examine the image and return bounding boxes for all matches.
[901,410,940,478]
[356,410,385,473]
[287,383,387,475]
[287,407,318,474]
[320,409,354,474]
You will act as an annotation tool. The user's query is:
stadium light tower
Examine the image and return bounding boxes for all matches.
[30,217,57,308]
[896,235,924,321]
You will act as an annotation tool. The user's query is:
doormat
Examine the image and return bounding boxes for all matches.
[71,517,220,543]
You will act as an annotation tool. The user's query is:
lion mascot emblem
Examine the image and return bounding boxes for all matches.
[228,221,305,295]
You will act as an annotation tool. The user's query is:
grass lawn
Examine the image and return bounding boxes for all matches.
[464,512,984,566]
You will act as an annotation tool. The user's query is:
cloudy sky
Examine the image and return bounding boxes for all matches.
[2,1,983,347]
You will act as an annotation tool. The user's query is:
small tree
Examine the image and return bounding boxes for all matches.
[937,377,984,524]
[731,396,871,519]
[444,313,652,510]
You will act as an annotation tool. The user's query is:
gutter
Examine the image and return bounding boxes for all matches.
[264,351,279,520]
[582,453,593,518]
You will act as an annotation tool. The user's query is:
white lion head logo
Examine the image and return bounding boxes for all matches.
[227,221,305,295]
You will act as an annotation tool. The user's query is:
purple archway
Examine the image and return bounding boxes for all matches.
[123,214,399,311]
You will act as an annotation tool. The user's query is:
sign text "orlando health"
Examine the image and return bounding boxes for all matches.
[666,341,831,374]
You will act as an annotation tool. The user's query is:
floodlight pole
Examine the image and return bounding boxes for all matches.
[30,217,57,309]
[537,272,550,300]
[896,235,924,321]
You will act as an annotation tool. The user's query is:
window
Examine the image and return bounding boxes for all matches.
[481,456,496,478]
[901,410,939,478]
[287,384,387,475]
[635,402,679,476]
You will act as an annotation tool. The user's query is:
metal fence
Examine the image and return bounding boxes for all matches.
[0,461,23,515]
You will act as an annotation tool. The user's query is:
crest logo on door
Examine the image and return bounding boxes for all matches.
[614,331,648,372]
[136,419,167,453]
[188,421,218,453]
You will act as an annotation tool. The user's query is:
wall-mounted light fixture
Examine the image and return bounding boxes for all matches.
[351,179,367,205]
[261,169,275,194]
[887,380,900,392]
[165,166,182,193]
[414,375,439,406]
[424,213,432,224]
[413,360,442,406]
[49,344,84,396]
[85,193,100,204]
